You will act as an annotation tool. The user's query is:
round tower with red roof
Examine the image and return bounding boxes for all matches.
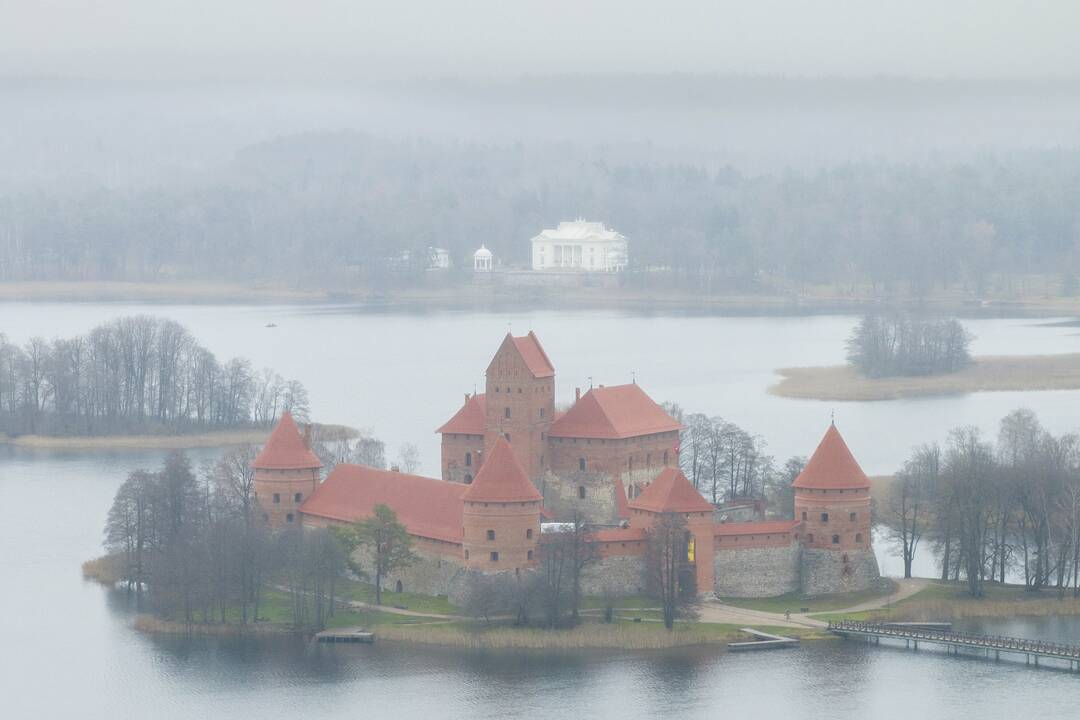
[792,423,872,552]
[253,411,323,528]
[461,437,542,571]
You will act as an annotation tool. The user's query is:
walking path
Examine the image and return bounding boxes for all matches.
[699,578,931,629]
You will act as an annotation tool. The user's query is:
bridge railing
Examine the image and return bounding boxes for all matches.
[827,620,1080,659]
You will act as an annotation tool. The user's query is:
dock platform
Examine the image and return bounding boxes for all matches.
[315,628,376,643]
[727,628,800,651]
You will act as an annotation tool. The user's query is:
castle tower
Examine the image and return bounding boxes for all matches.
[461,437,542,571]
[483,332,555,480]
[792,423,873,552]
[253,411,323,528]
[627,467,716,596]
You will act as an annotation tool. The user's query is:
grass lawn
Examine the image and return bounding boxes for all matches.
[719,583,896,615]
[334,578,459,615]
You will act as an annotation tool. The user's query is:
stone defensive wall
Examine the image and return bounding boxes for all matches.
[800,547,881,596]
[712,521,802,597]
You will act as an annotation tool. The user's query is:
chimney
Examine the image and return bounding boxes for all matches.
[465,393,470,403]
[575,387,581,402]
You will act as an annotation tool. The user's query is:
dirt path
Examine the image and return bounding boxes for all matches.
[700,578,932,629]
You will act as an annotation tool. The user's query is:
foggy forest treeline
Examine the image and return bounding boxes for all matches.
[0,315,308,436]
[2,133,1079,296]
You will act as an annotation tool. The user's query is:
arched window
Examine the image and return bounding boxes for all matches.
[855,533,863,543]
[663,450,669,465]
[490,551,499,562]
[504,432,511,442]
[578,486,586,499]
[832,534,840,544]
[527,550,533,560]
[505,407,511,419]
[849,512,857,521]
[286,513,294,523]
[464,473,473,484]
[273,493,280,504]
[801,511,807,521]
[487,529,495,541]
[466,452,472,467]
[294,492,302,503]
[821,512,829,523]
[395,580,403,593]
[579,458,586,471]
[526,528,533,539]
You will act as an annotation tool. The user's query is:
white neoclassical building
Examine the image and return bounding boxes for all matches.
[530,220,628,272]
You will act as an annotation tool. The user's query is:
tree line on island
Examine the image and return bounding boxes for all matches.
[97,447,698,632]
[3,134,1079,300]
[882,408,1080,597]
[0,315,309,437]
[846,314,973,378]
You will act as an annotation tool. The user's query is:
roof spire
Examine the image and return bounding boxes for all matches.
[830,409,835,426]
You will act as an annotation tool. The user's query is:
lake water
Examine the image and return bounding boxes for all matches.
[2,302,1079,475]
[2,303,1080,717]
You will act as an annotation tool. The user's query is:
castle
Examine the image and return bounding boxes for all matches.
[254,332,880,601]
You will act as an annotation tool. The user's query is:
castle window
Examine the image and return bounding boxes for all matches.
[832,535,840,544]
[527,550,533,560]
[465,452,472,467]
[646,453,651,466]
[579,458,586,471]
[487,529,495,541]
[849,512,857,521]
[505,407,511,419]
[490,551,499,562]
[286,513,294,523]
[495,387,499,393]
[464,474,473,484]
[578,486,586,499]
[801,511,807,521]
[273,493,280,504]
[540,408,544,417]
[465,550,469,560]
[821,512,829,523]
[504,433,511,442]
[628,457,633,471]
[663,450,669,465]
[855,533,863,543]
[294,492,302,503]
[396,580,403,593]
[526,528,533,539]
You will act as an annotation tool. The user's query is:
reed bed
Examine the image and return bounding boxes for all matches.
[132,615,289,636]
[866,596,1080,622]
[375,622,741,650]
[81,554,123,585]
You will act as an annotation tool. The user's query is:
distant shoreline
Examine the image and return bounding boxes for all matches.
[769,353,1080,401]
[2,280,1080,318]
[1,429,271,450]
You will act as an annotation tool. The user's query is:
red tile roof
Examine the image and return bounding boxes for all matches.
[590,527,649,543]
[462,437,543,503]
[252,411,322,470]
[627,467,714,514]
[436,393,486,435]
[714,520,801,537]
[300,465,466,543]
[549,384,683,439]
[510,331,555,378]
[793,424,871,490]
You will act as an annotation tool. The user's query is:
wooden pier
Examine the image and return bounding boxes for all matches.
[315,627,376,644]
[829,619,1080,671]
[727,628,800,652]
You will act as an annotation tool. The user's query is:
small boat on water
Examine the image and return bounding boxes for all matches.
[265,322,278,328]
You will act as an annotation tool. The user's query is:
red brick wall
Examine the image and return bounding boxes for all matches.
[255,466,320,528]
[462,498,541,570]
[440,433,485,483]
[794,487,872,551]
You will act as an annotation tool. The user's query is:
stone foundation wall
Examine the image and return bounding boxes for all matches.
[580,554,647,596]
[540,471,619,523]
[799,548,880,596]
[714,542,801,598]
[350,545,468,600]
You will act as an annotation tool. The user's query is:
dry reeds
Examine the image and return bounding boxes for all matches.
[869,596,1080,622]
[81,554,123,585]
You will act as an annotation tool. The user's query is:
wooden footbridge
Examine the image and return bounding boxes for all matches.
[829,620,1080,671]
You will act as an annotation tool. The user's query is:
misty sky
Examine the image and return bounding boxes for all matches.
[3,0,1080,80]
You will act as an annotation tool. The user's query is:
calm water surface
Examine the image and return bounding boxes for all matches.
[2,304,1080,718]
